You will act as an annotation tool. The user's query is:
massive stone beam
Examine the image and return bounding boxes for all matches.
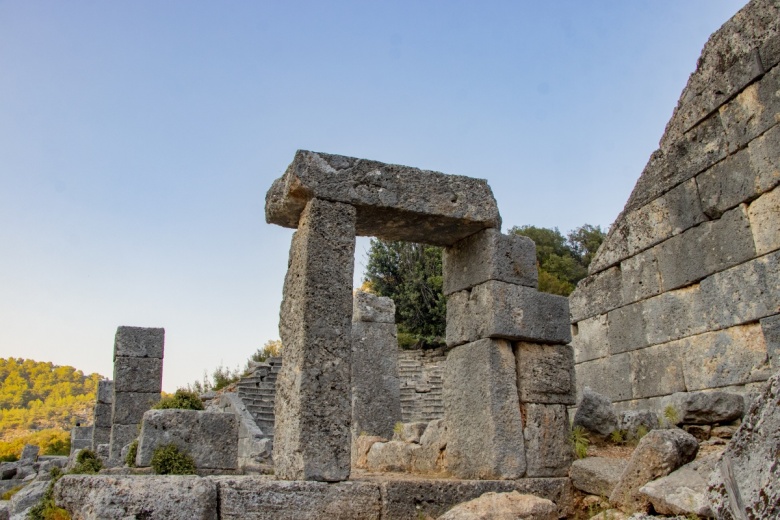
[265,150,501,247]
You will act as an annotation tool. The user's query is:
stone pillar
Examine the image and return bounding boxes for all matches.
[109,326,164,462]
[70,426,93,455]
[442,228,572,479]
[273,198,356,481]
[351,291,401,456]
[91,380,113,450]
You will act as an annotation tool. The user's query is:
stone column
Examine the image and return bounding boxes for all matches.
[109,326,164,462]
[351,290,401,453]
[91,380,113,451]
[273,198,356,481]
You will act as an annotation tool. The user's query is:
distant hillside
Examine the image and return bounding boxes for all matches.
[0,357,105,441]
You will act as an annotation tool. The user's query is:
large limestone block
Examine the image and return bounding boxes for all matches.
[609,429,698,513]
[97,380,114,404]
[748,184,780,255]
[620,248,662,305]
[112,357,163,393]
[569,457,627,496]
[109,424,139,462]
[446,281,570,347]
[214,477,381,520]
[661,391,744,425]
[642,284,711,347]
[443,229,537,296]
[135,410,238,469]
[436,491,557,520]
[638,454,718,518]
[265,150,501,246]
[365,440,419,473]
[352,290,395,323]
[573,354,632,403]
[761,313,780,369]
[111,392,160,425]
[719,64,780,152]
[569,267,622,323]
[113,326,164,360]
[351,319,401,440]
[93,402,112,428]
[629,342,686,399]
[572,387,618,438]
[54,475,217,520]
[570,314,609,364]
[708,368,780,519]
[514,343,575,405]
[273,198,356,482]
[443,339,526,479]
[522,404,572,477]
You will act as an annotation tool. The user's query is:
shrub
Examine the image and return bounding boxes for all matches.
[1,484,24,500]
[125,440,139,467]
[153,389,204,411]
[663,405,680,426]
[70,449,102,474]
[150,444,196,475]
[27,469,70,520]
[570,426,590,459]
[609,429,628,445]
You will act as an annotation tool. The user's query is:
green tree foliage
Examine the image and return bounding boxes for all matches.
[0,429,71,461]
[510,224,605,296]
[0,358,103,441]
[363,239,446,347]
[150,444,196,475]
[153,389,204,411]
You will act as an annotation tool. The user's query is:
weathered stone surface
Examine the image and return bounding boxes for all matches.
[365,440,418,473]
[135,410,238,469]
[655,204,756,291]
[70,426,93,454]
[761,313,780,369]
[352,290,395,323]
[642,284,710,347]
[111,392,160,425]
[514,343,575,405]
[569,457,627,497]
[443,229,537,296]
[708,369,780,520]
[378,478,570,520]
[20,445,39,462]
[680,324,769,391]
[411,443,446,475]
[97,380,114,404]
[265,150,501,246]
[437,491,557,520]
[112,357,163,393]
[719,64,780,152]
[606,302,648,354]
[108,424,138,462]
[0,502,8,520]
[683,424,712,441]
[630,342,686,399]
[620,248,662,305]
[748,184,780,255]
[569,267,622,322]
[640,454,717,519]
[273,198,356,482]
[8,480,47,519]
[443,339,526,479]
[54,475,217,520]
[352,435,385,469]
[215,477,381,519]
[93,402,112,428]
[609,429,698,513]
[113,326,164,360]
[661,391,745,425]
[572,387,618,438]
[570,314,609,364]
[617,411,659,438]
[392,422,427,444]
[420,419,447,450]
[446,281,571,347]
[351,319,401,440]
[574,354,632,403]
[522,404,572,477]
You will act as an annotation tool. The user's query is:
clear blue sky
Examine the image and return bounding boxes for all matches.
[1,1,747,391]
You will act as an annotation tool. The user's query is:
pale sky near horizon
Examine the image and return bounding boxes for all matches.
[1,1,748,392]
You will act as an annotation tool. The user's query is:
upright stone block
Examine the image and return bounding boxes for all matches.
[70,426,93,455]
[97,380,114,404]
[113,357,163,393]
[351,292,401,442]
[112,392,161,426]
[514,343,575,405]
[444,339,526,479]
[446,281,570,347]
[273,198,356,481]
[522,404,572,477]
[443,229,537,296]
[109,424,138,462]
[113,326,165,360]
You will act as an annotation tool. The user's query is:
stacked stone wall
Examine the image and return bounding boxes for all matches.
[398,348,446,423]
[91,380,113,450]
[571,0,780,412]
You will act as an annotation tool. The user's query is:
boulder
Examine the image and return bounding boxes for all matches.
[639,453,719,517]
[7,480,48,519]
[437,491,557,520]
[352,435,385,469]
[569,457,627,497]
[420,419,448,450]
[366,441,419,473]
[662,391,744,425]
[392,422,428,444]
[609,429,698,512]
[572,388,618,437]
[617,410,659,438]
[19,445,38,463]
[708,370,780,519]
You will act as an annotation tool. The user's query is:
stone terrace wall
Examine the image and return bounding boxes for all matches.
[398,348,446,423]
[570,0,780,412]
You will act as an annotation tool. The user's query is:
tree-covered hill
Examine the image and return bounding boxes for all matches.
[0,357,104,441]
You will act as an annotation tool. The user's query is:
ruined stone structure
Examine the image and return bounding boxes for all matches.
[90,380,113,450]
[398,348,445,423]
[267,150,573,482]
[109,326,164,462]
[236,357,282,436]
[570,0,780,413]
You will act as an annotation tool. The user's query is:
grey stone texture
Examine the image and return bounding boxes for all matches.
[572,387,618,438]
[638,454,719,518]
[437,491,557,520]
[265,150,501,246]
[392,422,427,444]
[273,198,356,482]
[443,339,526,479]
[113,326,164,360]
[574,354,632,403]
[617,411,659,438]
[20,444,39,462]
[351,291,401,441]
[7,480,48,519]
[112,357,163,393]
[135,409,238,469]
[570,314,609,364]
[761,313,780,369]
[521,404,572,477]
[514,343,575,405]
[569,266,622,323]
[111,392,160,426]
[442,228,537,296]
[97,380,114,404]
[108,424,138,462]
[748,183,780,255]
[569,457,628,497]
[54,475,218,520]
[609,429,699,513]
[661,391,744,425]
[446,281,570,347]
[70,426,93,454]
[365,440,418,473]
[708,368,780,520]
[352,435,385,469]
[629,342,686,399]
[398,348,446,423]
[420,419,447,450]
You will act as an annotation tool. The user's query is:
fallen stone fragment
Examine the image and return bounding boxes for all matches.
[7,480,48,519]
[352,435,385,469]
[437,491,557,520]
[365,441,419,473]
[420,419,448,450]
[609,429,699,513]
[392,422,428,444]
[569,457,627,497]
[617,410,659,438]
[662,391,744,425]
[572,387,618,438]
[639,453,719,517]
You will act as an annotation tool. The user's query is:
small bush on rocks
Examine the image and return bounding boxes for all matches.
[27,468,70,520]
[570,426,590,459]
[70,449,102,474]
[153,389,204,411]
[125,439,139,467]
[150,444,196,475]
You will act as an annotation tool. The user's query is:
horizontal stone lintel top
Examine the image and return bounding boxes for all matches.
[114,326,165,360]
[265,150,501,246]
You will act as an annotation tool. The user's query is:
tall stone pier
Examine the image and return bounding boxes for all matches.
[91,380,114,450]
[109,326,164,462]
